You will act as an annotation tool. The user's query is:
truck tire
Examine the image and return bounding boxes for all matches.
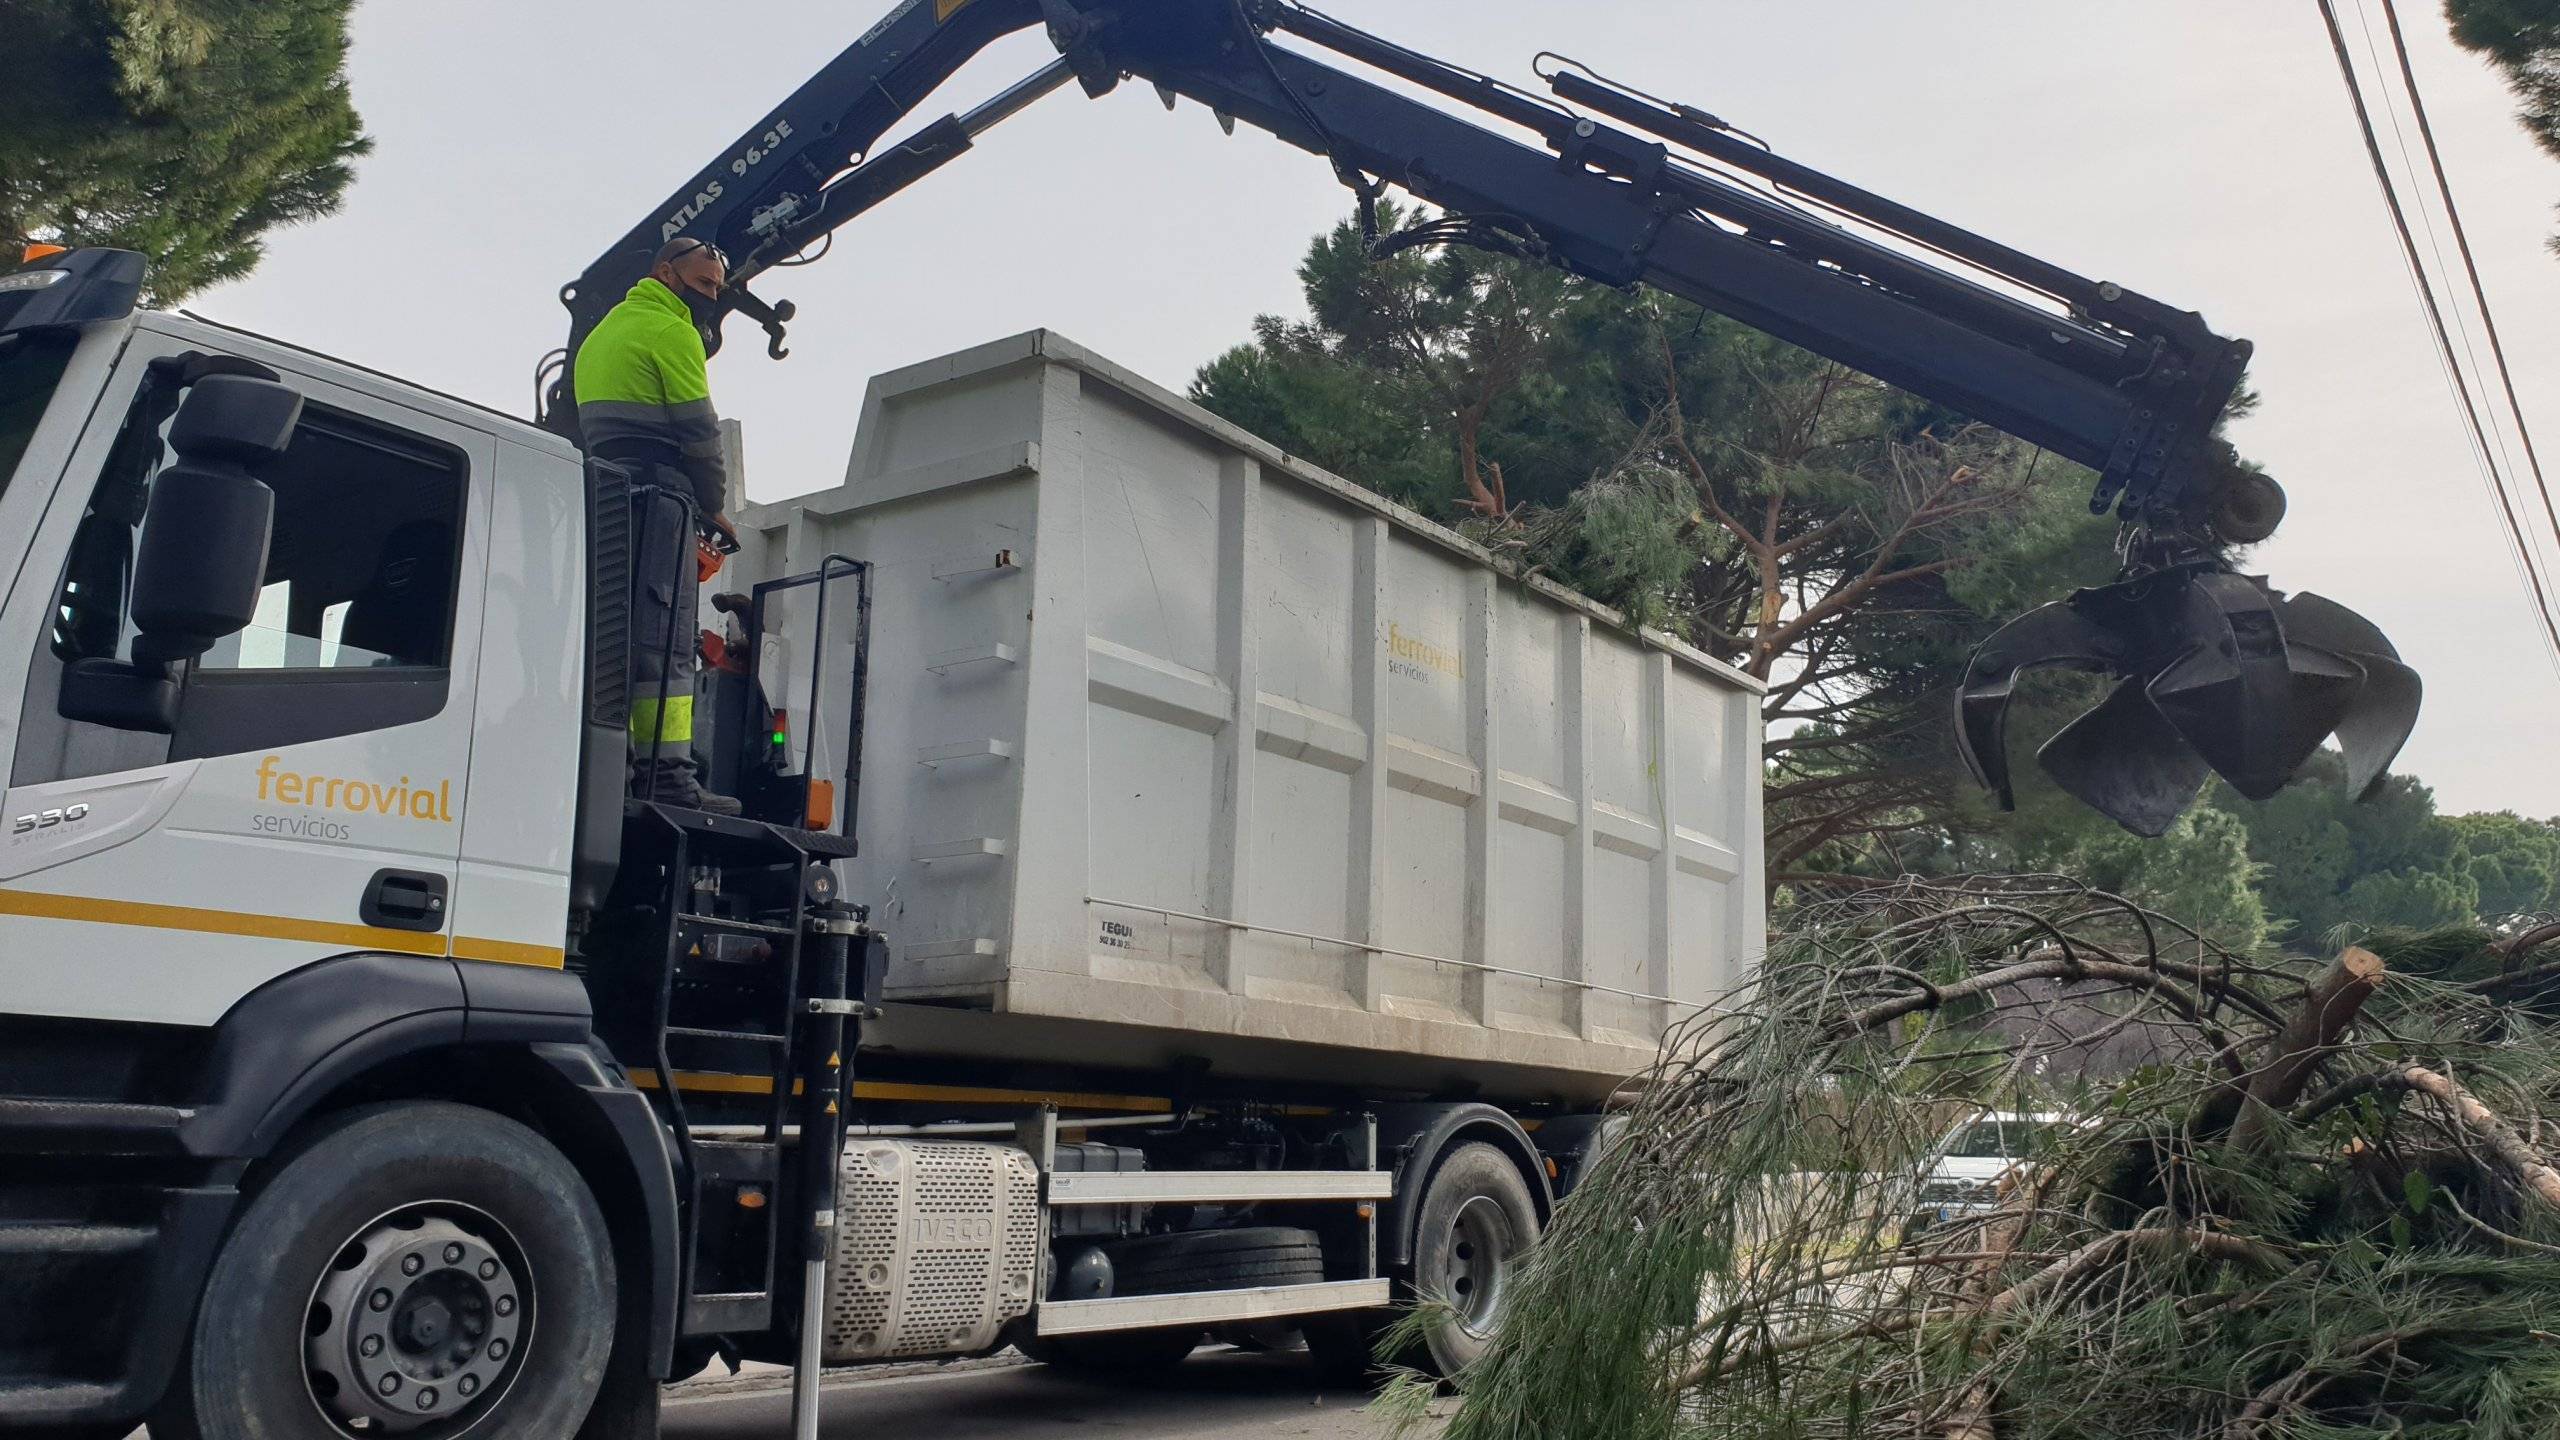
[1023,1228,1326,1378]
[1409,1142,1538,1377]
[151,1102,617,1440]
[1108,1226,1326,1295]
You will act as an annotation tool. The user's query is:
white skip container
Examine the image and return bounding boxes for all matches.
[730,331,1764,1104]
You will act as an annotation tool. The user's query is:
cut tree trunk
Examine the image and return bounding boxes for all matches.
[2215,947,2385,1151]
[2394,1064,2560,1212]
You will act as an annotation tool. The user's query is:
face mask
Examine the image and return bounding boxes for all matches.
[658,271,723,335]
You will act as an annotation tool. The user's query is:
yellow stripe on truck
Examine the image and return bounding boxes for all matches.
[448,935,569,969]
[0,889,564,969]
[628,1070,1175,1112]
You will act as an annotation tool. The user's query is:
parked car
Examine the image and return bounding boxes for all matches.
[1911,1111,2077,1230]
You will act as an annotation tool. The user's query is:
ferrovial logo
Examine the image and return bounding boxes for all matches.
[255,756,454,823]
[1388,622,1465,683]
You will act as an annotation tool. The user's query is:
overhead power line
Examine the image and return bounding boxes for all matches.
[2375,0,2560,562]
[2314,0,2560,669]
[2346,0,2560,662]
[2354,1,2535,543]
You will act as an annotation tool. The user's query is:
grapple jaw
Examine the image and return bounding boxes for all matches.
[1956,565,2418,836]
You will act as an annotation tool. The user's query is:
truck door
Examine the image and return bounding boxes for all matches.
[0,329,494,1027]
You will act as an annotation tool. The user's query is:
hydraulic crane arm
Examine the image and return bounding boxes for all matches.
[552,0,2417,833]
[548,0,1059,380]
[551,0,2248,534]
[1094,5,2258,537]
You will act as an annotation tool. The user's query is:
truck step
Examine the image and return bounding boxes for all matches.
[0,1097,190,1153]
[1046,1170,1393,1206]
[665,1025,790,1047]
[0,1221,155,1257]
[679,913,801,940]
[1034,1278,1391,1337]
[690,1139,782,1183]
[627,800,855,860]
[682,1291,774,1337]
[794,829,861,859]
[0,1376,124,1423]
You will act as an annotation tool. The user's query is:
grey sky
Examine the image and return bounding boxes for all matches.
[197,1,2560,816]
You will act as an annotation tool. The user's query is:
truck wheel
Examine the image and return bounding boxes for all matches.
[1107,1226,1326,1295]
[152,1102,616,1440]
[1410,1143,1538,1376]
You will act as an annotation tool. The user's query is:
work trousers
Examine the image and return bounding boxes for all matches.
[626,465,705,803]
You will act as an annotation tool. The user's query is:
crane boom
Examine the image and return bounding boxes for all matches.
[551,0,2247,532]
[550,0,2417,833]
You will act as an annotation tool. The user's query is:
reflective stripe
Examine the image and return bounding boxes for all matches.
[630,694,695,743]
[0,889,564,969]
[626,1071,1177,1110]
[451,935,570,969]
[578,398,688,427]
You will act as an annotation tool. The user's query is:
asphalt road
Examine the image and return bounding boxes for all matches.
[661,1350,1435,1440]
[119,1347,1434,1438]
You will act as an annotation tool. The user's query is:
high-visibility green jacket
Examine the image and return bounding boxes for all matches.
[573,277,728,512]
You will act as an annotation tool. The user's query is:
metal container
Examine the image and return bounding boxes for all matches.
[731,332,1764,1102]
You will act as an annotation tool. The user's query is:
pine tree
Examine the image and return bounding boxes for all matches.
[0,0,369,302]
[1193,205,2122,887]
[2443,0,2560,253]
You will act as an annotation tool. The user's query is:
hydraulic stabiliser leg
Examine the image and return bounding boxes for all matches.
[791,906,867,1440]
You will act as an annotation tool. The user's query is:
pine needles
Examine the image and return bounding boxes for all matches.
[1422,878,2560,1440]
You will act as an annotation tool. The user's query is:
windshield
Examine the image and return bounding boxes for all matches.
[1944,1121,2063,1160]
[0,333,78,495]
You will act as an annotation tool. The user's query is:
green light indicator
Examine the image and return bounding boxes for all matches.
[773,731,788,744]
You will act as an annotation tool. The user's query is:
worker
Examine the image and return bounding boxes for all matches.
[573,236,745,816]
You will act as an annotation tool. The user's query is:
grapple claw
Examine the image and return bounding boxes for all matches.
[2037,678,2209,837]
[2145,572,2360,801]
[2271,591,2421,798]
[1954,597,2132,809]
[1957,565,2418,832]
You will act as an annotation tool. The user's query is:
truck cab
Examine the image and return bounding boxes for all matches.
[0,258,592,1027]
[0,248,654,1437]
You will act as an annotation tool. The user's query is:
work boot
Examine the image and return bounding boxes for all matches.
[637,757,744,817]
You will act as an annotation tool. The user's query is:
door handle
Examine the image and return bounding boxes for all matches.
[362,868,448,932]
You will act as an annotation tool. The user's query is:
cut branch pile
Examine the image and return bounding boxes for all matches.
[1414,879,2560,1440]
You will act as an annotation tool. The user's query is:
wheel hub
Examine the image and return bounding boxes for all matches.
[305,1210,526,1434]
[1432,1195,1517,1338]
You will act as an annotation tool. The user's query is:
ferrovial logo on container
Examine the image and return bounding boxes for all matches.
[1388,622,1465,683]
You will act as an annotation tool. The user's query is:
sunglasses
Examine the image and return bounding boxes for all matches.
[662,238,729,292]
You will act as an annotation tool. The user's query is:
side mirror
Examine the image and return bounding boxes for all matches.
[130,375,295,662]
[59,375,298,732]
[59,657,180,733]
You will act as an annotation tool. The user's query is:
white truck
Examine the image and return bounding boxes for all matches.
[2,0,2370,1435]
[0,274,1757,1438]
